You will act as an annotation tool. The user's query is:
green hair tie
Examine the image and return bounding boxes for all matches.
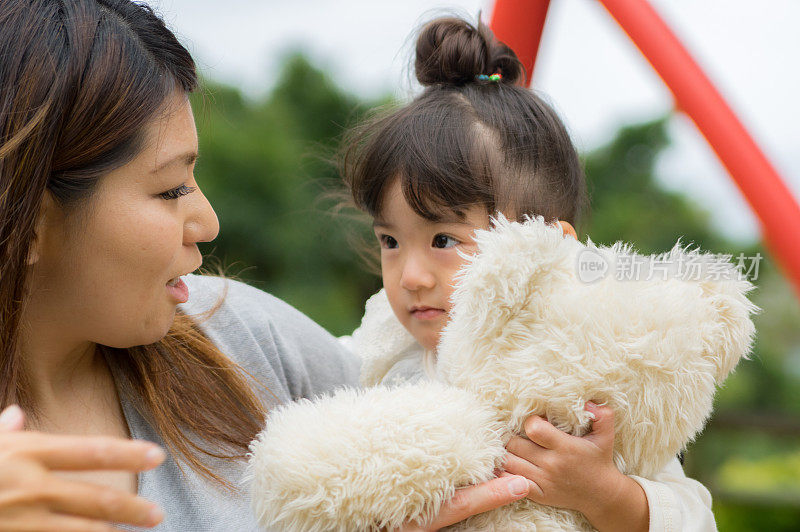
[476,73,502,82]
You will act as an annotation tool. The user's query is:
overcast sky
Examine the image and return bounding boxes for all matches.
[147,0,800,245]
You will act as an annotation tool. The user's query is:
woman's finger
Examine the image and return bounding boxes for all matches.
[14,434,165,472]
[0,513,118,532]
[0,405,25,432]
[42,477,163,528]
[421,475,530,530]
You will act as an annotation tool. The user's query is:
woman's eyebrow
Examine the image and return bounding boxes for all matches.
[151,151,199,173]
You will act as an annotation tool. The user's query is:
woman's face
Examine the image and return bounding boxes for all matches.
[28,92,219,348]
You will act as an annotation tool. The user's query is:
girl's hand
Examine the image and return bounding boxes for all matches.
[504,402,649,532]
[398,474,531,531]
[0,404,166,532]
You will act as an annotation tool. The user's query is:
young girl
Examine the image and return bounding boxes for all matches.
[340,16,716,532]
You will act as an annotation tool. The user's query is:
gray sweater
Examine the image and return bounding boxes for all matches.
[107,274,361,531]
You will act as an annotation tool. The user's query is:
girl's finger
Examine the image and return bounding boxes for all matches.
[501,451,542,483]
[505,434,547,462]
[522,415,563,449]
[422,475,530,530]
[16,434,165,472]
[42,477,163,528]
[583,401,616,448]
[498,460,549,504]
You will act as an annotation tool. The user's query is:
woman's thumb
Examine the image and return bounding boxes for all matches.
[0,405,25,431]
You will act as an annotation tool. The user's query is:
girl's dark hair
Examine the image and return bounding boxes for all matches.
[1,0,267,493]
[342,16,587,228]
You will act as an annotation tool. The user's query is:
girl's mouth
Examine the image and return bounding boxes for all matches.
[410,307,445,320]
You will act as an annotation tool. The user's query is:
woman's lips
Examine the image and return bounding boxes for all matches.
[410,307,445,320]
[166,276,189,303]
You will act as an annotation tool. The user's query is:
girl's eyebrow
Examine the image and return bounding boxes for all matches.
[435,215,471,225]
[438,218,470,226]
[372,218,390,229]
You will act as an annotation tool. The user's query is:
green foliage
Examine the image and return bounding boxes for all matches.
[192,53,380,335]
[718,450,800,495]
[582,117,729,254]
[715,501,800,532]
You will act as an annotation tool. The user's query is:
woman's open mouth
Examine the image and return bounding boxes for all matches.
[166,276,189,303]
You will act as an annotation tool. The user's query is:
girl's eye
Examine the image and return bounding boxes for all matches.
[432,234,459,249]
[379,234,399,249]
[159,184,197,200]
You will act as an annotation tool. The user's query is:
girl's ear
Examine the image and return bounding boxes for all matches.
[556,220,577,240]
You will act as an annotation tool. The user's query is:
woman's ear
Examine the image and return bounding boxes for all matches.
[27,192,56,266]
[557,220,577,240]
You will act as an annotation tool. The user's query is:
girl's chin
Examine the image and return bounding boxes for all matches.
[407,323,442,352]
[416,336,440,352]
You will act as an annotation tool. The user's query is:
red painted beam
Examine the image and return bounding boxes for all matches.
[599,0,800,297]
[490,0,551,86]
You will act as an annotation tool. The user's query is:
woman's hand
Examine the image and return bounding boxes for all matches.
[0,405,166,532]
[503,402,648,532]
[398,473,531,531]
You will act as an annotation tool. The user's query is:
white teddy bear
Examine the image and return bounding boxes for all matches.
[247,215,757,531]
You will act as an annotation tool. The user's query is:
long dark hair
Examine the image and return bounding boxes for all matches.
[342,16,587,229]
[0,0,266,492]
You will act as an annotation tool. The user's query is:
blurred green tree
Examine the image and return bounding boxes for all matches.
[192,53,380,335]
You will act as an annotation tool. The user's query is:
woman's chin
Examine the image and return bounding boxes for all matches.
[108,311,176,348]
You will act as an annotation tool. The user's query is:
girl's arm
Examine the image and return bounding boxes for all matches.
[628,456,715,532]
[504,403,715,532]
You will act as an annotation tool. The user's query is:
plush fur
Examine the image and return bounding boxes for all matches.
[248,215,757,531]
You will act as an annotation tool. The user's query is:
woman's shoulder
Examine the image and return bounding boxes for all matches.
[181,274,334,340]
[179,274,360,402]
[181,274,295,319]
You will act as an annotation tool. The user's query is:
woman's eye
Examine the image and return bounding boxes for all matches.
[159,184,197,200]
[432,234,459,249]
[379,235,399,249]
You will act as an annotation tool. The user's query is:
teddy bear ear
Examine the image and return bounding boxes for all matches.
[665,243,759,383]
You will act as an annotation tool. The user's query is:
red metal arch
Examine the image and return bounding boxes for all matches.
[491,0,800,298]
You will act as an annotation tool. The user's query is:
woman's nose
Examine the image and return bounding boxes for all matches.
[400,254,436,291]
[184,187,219,245]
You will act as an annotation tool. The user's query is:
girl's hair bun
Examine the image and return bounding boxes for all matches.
[414,16,524,87]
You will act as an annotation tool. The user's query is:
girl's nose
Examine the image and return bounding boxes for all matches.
[400,254,436,291]
[184,187,220,245]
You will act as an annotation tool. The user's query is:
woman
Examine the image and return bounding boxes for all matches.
[0,1,536,530]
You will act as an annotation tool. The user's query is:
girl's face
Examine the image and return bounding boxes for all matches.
[374,180,489,352]
[27,91,219,349]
